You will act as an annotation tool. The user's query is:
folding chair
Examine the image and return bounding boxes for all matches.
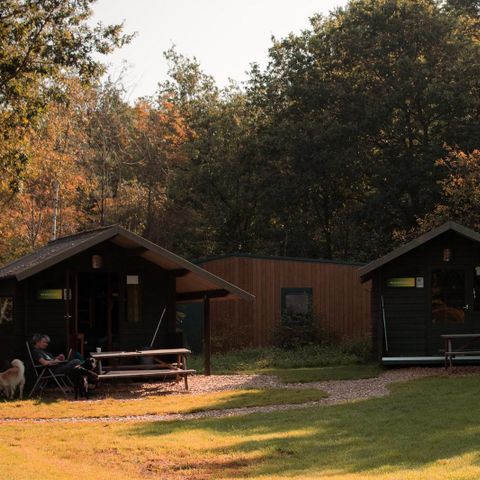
[26,342,73,398]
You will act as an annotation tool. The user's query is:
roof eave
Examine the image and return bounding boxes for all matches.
[117,228,255,301]
[15,227,121,281]
[359,221,480,279]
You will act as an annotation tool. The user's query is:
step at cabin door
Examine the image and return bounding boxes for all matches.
[428,267,472,355]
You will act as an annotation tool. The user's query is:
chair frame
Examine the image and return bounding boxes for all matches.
[26,342,73,398]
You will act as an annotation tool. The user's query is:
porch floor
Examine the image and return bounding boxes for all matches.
[382,356,480,366]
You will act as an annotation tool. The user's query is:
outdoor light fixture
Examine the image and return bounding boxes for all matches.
[92,254,103,269]
[443,248,451,262]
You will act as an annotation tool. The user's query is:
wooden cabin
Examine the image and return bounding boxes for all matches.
[188,254,371,350]
[0,226,253,370]
[360,221,480,365]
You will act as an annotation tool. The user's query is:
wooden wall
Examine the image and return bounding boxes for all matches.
[200,256,371,349]
[374,230,480,358]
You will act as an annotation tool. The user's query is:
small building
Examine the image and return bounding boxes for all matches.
[359,221,480,364]
[0,226,253,370]
[190,254,371,350]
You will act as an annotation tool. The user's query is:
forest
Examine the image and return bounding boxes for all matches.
[1,0,480,265]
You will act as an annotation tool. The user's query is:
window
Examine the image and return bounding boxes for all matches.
[474,267,480,311]
[281,288,312,315]
[431,269,465,324]
[0,297,13,325]
[126,275,140,323]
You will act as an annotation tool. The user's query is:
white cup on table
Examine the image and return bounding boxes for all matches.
[96,347,101,353]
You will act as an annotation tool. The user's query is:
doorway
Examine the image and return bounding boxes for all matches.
[76,272,119,353]
[429,267,471,354]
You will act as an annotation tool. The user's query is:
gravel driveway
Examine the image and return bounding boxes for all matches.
[4,366,476,424]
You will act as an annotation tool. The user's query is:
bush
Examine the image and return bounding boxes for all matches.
[273,310,324,349]
[190,340,373,374]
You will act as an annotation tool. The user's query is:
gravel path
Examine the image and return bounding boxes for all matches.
[3,366,476,424]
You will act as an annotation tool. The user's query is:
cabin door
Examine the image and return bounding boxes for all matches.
[428,267,472,354]
[75,272,119,354]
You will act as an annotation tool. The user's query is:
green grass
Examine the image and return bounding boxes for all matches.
[260,364,382,382]
[0,388,327,419]
[190,343,373,374]
[3,374,480,479]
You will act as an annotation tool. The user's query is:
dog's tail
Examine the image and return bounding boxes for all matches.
[11,359,25,375]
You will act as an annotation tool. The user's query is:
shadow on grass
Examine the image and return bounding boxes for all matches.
[129,375,480,477]
[181,388,327,413]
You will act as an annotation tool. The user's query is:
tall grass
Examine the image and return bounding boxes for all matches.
[190,339,373,374]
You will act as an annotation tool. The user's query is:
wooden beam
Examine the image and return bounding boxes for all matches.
[167,275,177,333]
[171,269,190,277]
[203,296,211,376]
[176,289,229,302]
[127,247,149,256]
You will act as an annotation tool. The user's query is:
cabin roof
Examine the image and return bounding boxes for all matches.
[359,221,480,279]
[196,253,364,266]
[0,225,254,302]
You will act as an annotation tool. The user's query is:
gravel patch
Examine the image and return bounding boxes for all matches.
[3,366,479,424]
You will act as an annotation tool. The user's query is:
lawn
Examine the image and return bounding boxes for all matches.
[0,388,327,419]
[2,374,480,479]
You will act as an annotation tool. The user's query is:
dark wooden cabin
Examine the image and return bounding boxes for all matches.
[0,226,253,370]
[192,254,371,350]
[360,221,480,364]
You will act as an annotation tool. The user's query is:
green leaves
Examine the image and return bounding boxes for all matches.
[0,0,130,193]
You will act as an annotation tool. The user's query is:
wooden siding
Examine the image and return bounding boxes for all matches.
[201,257,371,348]
[374,230,480,358]
[0,240,177,365]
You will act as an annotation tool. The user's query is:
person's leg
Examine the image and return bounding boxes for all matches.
[55,359,81,375]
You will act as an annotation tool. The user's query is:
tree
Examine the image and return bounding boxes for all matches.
[0,0,130,195]
[157,50,273,257]
[245,0,480,260]
[414,148,480,234]
[0,79,94,262]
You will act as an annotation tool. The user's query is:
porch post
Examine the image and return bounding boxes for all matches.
[167,275,177,334]
[203,295,211,376]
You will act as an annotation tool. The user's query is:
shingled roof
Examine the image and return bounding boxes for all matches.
[0,225,254,301]
[359,221,480,279]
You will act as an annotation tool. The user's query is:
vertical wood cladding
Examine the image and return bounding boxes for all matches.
[373,231,480,358]
[200,256,371,348]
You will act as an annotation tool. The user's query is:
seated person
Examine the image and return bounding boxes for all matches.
[31,333,81,376]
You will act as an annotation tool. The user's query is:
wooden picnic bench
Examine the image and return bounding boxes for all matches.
[90,348,195,390]
[441,334,480,369]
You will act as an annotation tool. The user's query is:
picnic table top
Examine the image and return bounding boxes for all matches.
[90,348,191,359]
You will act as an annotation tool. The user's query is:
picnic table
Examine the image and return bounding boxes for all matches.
[90,348,195,390]
[441,334,480,368]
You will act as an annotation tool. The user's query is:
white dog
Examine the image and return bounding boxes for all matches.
[0,359,25,399]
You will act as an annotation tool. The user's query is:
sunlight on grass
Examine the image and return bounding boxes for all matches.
[0,388,327,419]
[4,375,480,479]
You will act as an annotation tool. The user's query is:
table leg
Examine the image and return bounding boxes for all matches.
[176,354,181,383]
[444,338,448,369]
[183,355,189,390]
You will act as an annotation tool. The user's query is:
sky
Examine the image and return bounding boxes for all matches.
[91,0,348,101]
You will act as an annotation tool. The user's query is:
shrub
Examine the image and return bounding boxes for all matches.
[190,341,373,374]
[273,310,323,349]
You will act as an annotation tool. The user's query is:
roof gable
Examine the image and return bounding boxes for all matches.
[0,226,254,301]
[359,221,480,279]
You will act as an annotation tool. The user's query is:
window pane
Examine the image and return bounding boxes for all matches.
[431,269,465,324]
[284,292,311,314]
